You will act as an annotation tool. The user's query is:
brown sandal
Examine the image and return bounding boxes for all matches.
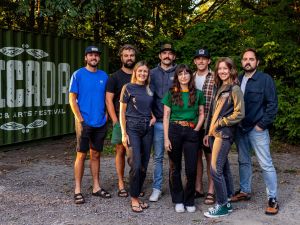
[74,193,85,204]
[139,201,149,209]
[131,204,143,213]
[204,193,215,205]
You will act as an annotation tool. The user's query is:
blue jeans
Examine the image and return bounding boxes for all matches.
[209,137,234,205]
[235,127,278,199]
[152,122,164,191]
[126,118,153,197]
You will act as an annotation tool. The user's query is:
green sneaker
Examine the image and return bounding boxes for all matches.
[226,202,233,213]
[204,204,229,218]
[208,202,233,213]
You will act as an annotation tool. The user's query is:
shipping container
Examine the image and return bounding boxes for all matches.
[0,29,109,146]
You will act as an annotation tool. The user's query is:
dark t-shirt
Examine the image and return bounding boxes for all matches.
[120,83,153,120]
[106,69,132,115]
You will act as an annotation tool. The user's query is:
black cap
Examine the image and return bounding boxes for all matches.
[85,46,101,55]
[160,43,175,53]
[194,48,210,59]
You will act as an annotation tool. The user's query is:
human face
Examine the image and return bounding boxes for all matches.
[241,51,259,73]
[121,49,136,69]
[178,70,191,86]
[85,52,100,67]
[159,50,176,67]
[135,65,149,85]
[217,62,230,83]
[193,56,210,72]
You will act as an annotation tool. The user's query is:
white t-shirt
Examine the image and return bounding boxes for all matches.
[195,74,206,91]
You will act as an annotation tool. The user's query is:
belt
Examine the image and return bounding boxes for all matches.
[173,121,196,129]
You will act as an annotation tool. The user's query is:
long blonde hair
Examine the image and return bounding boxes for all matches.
[131,60,153,96]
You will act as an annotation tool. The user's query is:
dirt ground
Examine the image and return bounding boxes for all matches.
[0,135,299,225]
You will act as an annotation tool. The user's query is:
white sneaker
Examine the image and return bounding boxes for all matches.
[149,188,162,202]
[186,206,196,213]
[175,203,185,213]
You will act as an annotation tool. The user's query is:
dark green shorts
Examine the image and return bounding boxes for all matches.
[111,122,122,144]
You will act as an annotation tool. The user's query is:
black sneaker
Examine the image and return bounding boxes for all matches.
[265,198,279,215]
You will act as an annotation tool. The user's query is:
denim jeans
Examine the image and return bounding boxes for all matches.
[152,122,164,191]
[209,137,234,205]
[126,118,154,198]
[168,123,199,206]
[235,127,278,199]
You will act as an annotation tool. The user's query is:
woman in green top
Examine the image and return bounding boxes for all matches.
[162,64,205,213]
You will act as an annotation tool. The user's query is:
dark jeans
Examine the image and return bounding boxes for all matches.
[168,123,199,206]
[209,136,234,205]
[126,118,153,198]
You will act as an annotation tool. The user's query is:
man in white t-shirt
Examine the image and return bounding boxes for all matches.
[193,48,215,205]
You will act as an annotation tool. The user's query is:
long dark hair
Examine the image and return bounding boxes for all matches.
[214,57,239,88]
[171,64,197,107]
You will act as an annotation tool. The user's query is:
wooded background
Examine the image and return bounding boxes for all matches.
[1,0,299,144]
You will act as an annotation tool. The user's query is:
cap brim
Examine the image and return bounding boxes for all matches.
[160,48,175,53]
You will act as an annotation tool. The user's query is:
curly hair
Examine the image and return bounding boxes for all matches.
[171,64,197,107]
[214,57,239,88]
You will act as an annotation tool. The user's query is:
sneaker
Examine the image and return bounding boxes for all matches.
[230,190,251,202]
[175,203,185,213]
[265,198,279,215]
[208,202,232,213]
[204,204,229,218]
[149,188,162,202]
[226,202,233,213]
[186,205,196,213]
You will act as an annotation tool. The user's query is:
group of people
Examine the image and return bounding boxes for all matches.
[69,43,279,218]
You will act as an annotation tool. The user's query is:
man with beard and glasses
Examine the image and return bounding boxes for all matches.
[69,46,109,204]
[231,48,279,215]
[149,43,177,202]
[106,44,137,198]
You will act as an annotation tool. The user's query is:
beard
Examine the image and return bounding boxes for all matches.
[243,64,257,73]
[87,60,99,68]
[123,60,135,69]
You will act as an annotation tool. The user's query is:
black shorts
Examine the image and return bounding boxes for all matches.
[198,128,211,154]
[75,121,107,153]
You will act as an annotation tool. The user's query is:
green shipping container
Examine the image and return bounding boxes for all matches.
[0,29,109,146]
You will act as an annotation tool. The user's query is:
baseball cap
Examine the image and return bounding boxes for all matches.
[160,43,175,53]
[194,48,210,59]
[85,46,101,55]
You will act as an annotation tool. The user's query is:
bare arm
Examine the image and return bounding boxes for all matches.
[119,102,129,149]
[194,105,205,131]
[163,105,172,151]
[105,92,118,125]
[69,93,83,122]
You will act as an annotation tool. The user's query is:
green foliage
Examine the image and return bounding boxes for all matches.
[174,0,300,143]
[274,80,300,143]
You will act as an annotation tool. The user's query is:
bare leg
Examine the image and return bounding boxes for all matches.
[90,149,101,192]
[205,152,214,194]
[195,150,204,193]
[74,151,87,194]
[115,144,126,190]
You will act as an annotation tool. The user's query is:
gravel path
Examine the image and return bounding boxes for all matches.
[0,136,299,225]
